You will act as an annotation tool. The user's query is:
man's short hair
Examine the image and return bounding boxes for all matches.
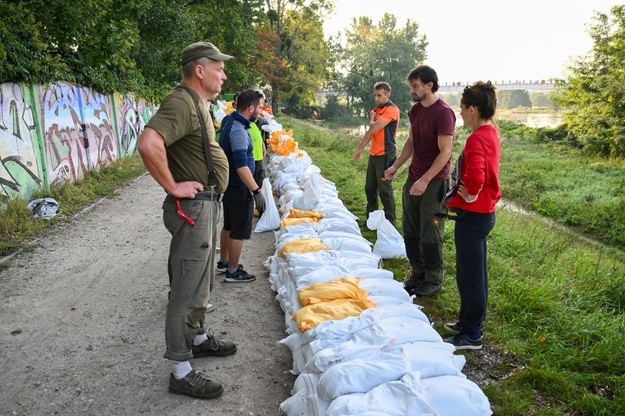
[235,89,263,112]
[374,82,391,93]
[407,65,439,93]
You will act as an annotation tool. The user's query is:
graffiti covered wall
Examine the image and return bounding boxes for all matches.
[0,82,156,201]
[0,83,44,202]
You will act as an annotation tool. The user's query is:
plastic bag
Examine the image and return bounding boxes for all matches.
[254,178,280,232]
[27,198,60,220]
[366,210,406,259]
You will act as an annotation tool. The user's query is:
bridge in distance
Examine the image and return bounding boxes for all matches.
[438,80,560,93]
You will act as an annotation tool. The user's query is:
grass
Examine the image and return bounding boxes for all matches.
[0,154,146,256]
[280,116,625,415]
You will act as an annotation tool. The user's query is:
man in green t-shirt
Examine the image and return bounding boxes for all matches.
[137,41,236,400]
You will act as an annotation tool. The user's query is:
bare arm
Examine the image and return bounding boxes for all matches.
[409,133,453,196]
[353,110,392,161]
[384,128,414,180]
[137,127,203,198]
[236,166,260,192]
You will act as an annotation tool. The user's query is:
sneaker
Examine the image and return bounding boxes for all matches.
[216,260,243,273]
[444,332,483,350]
[206,303,216,313]
[224,266,256,283]
[169,370,223,399]
[192,331,237,358]
[444,321,463,333]
[216,260,229,272]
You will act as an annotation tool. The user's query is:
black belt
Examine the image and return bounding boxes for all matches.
[193,191,223,202]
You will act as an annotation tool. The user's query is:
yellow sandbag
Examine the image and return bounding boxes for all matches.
[298,277,367,306]
[291,298,376,332]
[288,208,323,220]
[278,238,330,257]
[279,217,318,228]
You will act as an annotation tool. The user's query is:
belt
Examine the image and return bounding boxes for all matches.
[193,191,224,202]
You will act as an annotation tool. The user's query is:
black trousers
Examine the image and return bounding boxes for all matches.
[454,211,496,334]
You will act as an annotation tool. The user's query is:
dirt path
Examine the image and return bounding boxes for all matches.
[0,173,294,416]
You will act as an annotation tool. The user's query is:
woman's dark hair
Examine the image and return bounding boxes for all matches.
[407,65,439,93]
[461,81,497,120]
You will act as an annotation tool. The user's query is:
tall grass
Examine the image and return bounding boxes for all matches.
[281,116,625,415]
[0,154,146,256]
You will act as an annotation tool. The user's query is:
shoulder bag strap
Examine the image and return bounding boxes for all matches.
[180,85,217,188]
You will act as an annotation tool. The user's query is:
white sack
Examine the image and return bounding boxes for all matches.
[366,210,407,259]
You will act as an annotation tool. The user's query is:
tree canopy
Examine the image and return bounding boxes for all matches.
[339,13,428,116]
[0,0,332,107]
[555,5,625,157]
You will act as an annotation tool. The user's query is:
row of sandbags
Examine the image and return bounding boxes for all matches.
[256,124,492,415]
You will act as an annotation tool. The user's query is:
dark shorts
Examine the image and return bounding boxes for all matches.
[223,185,253,240]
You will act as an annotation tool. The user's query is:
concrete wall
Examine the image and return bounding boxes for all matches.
[0,82,156,202]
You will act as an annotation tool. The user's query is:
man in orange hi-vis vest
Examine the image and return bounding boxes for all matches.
[353,81,400,225]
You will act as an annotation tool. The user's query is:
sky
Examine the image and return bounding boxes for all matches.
[323,0,623,84]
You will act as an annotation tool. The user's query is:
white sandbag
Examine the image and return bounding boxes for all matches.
[368,295,412,306]
[316,218,361,235]
[359,278,412,303]
[361,303,430,325]
[420,375,493,415]
[317,353,408,401]
[351,316,443,345]
[351,268,394,280]
[293,265,351,292]
[280,333,307,374]
[338,251,382,270]
[366,210,407,259]
[318,231,371,246]
[325,372,437,416]
[294,172,324,210]
[302,340,390,373]
[280,372,329,416]
[280,390,328,416]
[400,341,467,378]
[321,237,372,254]
[255,178,281,232]
[285,251,341,277]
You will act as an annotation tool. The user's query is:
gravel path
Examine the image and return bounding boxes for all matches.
[0,173,294,416]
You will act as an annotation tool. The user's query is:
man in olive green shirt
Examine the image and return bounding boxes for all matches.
[137,41,236,400]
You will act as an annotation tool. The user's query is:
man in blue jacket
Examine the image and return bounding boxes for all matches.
[216,89,266,282]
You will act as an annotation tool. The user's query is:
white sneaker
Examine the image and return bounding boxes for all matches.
[206,303,216,313]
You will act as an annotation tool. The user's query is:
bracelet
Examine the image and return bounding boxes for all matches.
[253,187,261,195]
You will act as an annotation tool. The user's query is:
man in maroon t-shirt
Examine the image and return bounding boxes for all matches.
[384,65,455,297]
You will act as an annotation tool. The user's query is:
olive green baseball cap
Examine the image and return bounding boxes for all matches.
[181,42,233,66]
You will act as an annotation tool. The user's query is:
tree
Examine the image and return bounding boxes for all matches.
[554,5,625,156]
[263,0,334,113]
[339,13,428,115]
[498,90,532,110]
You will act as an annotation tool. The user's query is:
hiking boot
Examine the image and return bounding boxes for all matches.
[444,332,483,351]
[412,282,442,297]
[404,275,424,296]
[169,370,223,399]
[192,331,237,358]
[224,266,256,283]
[444,321,463,333]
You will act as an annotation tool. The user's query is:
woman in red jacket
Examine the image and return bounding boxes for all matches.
[443,81,501,350]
